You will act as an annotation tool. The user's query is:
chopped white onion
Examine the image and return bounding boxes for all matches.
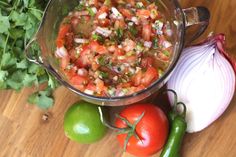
[55,46,68,58]
[91,7,97,14]
[74,38,89,44]
[167,34,236,133]
[98,12,107,19]
[111,7,123,19]
[153,20,164,35]
[162,41,172,48]
[144,41,152,48]
[95,27,112,37]
[77,68,88,76]
[84,89,94,95]
[131,17,139,25]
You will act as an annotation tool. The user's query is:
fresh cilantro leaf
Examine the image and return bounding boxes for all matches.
[23,73,37,86]
[0,13,10,33]
[6,71,25,90]
[28,88,54,109]
[37,94,53,109]
[9,11,27,26]
[48,74,58,89]
[16,59,28,69]
[0,0,57,109]
[28,92,38,104]
[0,70,8,82]
[87,7,95,16]
[9,28,25,39]
[29,8,42,20]
[1,53,17,69]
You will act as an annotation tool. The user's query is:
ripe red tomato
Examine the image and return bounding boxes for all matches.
[115,104,169,156]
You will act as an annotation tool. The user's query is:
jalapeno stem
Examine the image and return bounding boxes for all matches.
[160,89,187,157]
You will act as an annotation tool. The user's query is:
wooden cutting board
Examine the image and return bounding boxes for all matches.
[0,0,236,157]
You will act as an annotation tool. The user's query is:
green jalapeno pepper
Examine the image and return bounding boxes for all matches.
[160,90,187,157]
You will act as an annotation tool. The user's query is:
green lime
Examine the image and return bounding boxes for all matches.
[64,101,107,143]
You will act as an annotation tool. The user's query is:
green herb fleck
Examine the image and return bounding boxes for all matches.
[98,56,107,66]
[87,7,95,16]
[116,28,124,42]
[136,2,144,9]
[128,25,138,37]
[75,3,85,11]
[92,34,105,43]
[99,71,109,79]
[152,37,159,49]
[163,50,170,57]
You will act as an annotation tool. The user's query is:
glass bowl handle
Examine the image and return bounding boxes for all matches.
[183,6,210,44]
[24,38,45,67]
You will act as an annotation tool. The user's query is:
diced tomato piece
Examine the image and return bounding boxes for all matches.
[125,55,137,64]
[56,39,64,48]
[56,24,71,47]
[95,78,105,90]
[60,56,70,70]
[127,0,135,6]
[136,9,151,19]
[117,82,132,89]
[70,75,88,86]
[132,70,143,86]
[119,8,133,19]
[147,3,158,10]
[96,6,109,19]
[58,24,71,38]
[92,61,100,71]
[98,18,110,27]
[64,32,74,50]
[141,57,154,68]
[64,66,77,79]
[114,19,126,29]
[141,66,158,86]
[123,39,136,52]
[89,41,108,54]
[134,84,146,92]
[86,82,97,91]
[75,45,91,68]
[107,45,116,52]
[142,24,152,41]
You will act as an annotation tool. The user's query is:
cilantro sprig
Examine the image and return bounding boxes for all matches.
[0,0,58,109]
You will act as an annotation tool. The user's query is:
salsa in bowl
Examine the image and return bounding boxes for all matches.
[25,0,209,105]
[55,0,174,97]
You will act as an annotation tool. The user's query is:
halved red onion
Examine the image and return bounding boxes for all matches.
[167,34,236,133]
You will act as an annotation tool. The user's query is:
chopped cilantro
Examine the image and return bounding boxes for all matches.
[152,37,159,49]
[75,3,85,11]
[136,2,144,9]
[163,50,170,57]
[87,7,95,16]
[92,34,105,43]
[115,28,124,42]
[98,56,106,66]
[99,71,109,79]
[128,25,138,37]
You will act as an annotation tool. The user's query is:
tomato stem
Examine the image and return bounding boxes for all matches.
[98,107,145,152]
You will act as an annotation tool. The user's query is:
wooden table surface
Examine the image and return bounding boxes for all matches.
[1,0,236,157]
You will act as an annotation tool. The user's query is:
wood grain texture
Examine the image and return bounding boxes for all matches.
[0,0,236,157]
